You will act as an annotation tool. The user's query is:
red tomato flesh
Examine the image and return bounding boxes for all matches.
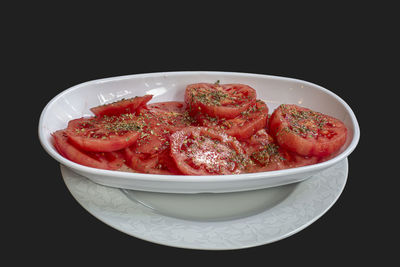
[129,105,193,154]
[243,129,320,172]
[124,146,181,175]
[170,127,249,175]
[147,101,187,113]
[185,83,257,119]
[194,100,268,140]
[243,129,289,172]
[142,102,194,132]
[90,95,153,117]
[65,116,140,152]
[52,130,124,170]
[269,104,347,157]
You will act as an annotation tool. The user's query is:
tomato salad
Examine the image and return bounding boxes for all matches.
[52,82,347,175]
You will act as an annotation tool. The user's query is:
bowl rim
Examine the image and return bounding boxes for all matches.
[38,71,360,184]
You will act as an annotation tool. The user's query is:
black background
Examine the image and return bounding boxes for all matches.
[7,2,396,265]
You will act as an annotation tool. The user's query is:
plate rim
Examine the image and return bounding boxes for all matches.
[61,158,348,250]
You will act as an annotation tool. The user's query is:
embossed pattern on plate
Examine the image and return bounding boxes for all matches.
[61,159,348,250]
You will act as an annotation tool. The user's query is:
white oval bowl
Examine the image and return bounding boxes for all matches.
[39,71,359,193]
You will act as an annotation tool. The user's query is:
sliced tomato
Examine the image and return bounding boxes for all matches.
[52,130,124,170]
[65,116,140,152]
[133,103,194,141]
[195,99,268,140]
[285,152,320,169]
[90,95,153,117]
[104,150,126,170]
[147,110,193,132]
[132,124,173,155]
[185,83,257,119]
[243,129,320,172]
[147,101,187,113]
[124,146,181,175]
[146,101,194,130]
[269,104,347,157]
[170,127,249,175]
[127,108,185,154]
[242,129,289,172]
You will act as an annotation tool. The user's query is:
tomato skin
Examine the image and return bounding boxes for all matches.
[242,129,320,172]
[242,129,288,172]
[195,100,268,140]
[285,153,320,169]
[133,129,167,155]
[124,146,181,175]
[185,83,257,119]
[269,104,347,157]
[104,150,126,170]
[65,117,140,152]
[143,104,193,132]
[147,101,187,113]
[90,95,153,117]
[129,106,192,154]
[170,127,249,175]
[52,130,123,170]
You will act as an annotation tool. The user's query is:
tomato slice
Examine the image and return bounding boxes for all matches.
[147,101,187,113]
[145,108,194,132]
[243,129,320,172]
[285,153,320,169]
[124,146,181,175]
[90,95,153,117]
[131,122,174,155]
[170,127,249,175]
[104,150,126,170]
[269,104,347,157]
[185,83,257,119]
[243,129,289,172]
[131,104,194,149]
[128,106,191,154]
[195,99,268,140]
[65,116,140,152]
[52,130,124,170]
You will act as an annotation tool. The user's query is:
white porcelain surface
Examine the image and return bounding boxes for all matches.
[39,71,359,193]
[122,183,296,221]
[61,159,348,250]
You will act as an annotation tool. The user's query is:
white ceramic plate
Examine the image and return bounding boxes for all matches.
[62,158,348,250]
[39,71,359,193]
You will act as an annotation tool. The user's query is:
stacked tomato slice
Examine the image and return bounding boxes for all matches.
[53,82,347,175]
